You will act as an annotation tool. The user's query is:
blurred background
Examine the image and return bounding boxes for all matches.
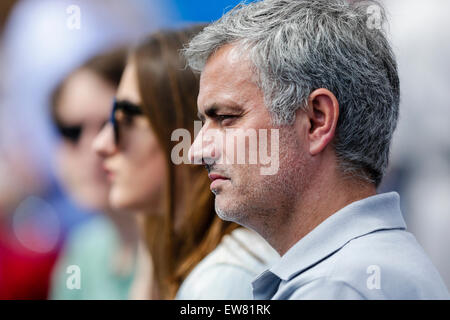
[0,0,448,299]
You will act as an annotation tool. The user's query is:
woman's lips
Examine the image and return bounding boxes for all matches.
[102,165,115,180]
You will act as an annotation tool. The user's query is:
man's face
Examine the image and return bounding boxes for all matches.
[189,44,310,230]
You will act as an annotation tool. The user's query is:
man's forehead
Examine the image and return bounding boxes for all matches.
[208,43,246,68]
[198,44,255,112]
[200,44,252,85]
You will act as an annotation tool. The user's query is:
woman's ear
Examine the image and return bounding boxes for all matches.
[305,88,339,156]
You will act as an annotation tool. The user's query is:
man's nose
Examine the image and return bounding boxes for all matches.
[92,123,117,158]
[188,125,221,165]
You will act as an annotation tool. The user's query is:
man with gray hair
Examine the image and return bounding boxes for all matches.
[185,0,449,299]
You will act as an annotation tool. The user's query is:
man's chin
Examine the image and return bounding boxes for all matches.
[215,206,235,222]
[210,178,231,195]
[214,197,244,223]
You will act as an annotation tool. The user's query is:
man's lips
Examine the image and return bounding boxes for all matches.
[208,173,229,181]
[208,173,230,190]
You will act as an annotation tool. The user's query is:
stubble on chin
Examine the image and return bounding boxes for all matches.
[212,163,279,227]
[214,127,307,230]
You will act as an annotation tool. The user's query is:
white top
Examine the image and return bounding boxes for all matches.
[176,228,280,300]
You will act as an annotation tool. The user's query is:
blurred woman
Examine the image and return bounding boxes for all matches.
[50,48,139,299]
[93,26,278,300]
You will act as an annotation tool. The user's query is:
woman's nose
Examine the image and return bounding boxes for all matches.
[92,123,117,157]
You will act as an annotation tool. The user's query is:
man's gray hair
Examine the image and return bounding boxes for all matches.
[183,0,400,186]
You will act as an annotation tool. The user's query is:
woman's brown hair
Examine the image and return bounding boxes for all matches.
[132,26,239,299]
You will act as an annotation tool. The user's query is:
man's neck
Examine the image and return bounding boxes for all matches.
[271,172,377,256]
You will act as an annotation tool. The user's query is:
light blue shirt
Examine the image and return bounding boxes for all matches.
[252,192,450,299]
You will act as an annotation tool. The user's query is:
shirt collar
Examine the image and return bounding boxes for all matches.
[269,192,406,281]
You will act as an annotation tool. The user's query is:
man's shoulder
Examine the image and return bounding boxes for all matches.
[330,228,448,298]
[280,229,450,299]
[333,228,428,275]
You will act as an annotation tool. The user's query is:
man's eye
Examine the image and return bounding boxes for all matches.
[217,115,236,125]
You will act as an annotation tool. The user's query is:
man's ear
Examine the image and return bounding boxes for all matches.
[305,88,339,156]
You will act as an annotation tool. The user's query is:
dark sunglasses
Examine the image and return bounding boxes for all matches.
[110,99,144,144]
[55,122,83,143]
